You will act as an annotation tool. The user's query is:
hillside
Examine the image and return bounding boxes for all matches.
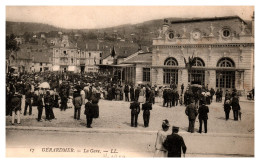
[6,21,71,35]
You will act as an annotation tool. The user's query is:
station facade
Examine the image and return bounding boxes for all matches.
[149,16,254,93]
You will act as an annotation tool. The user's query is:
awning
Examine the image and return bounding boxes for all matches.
[52,65,60,71]
[112,64,134,67]
[68,66,76,72]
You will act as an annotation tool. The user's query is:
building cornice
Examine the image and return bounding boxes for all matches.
[151,66,250,71]
[153,43,254,49]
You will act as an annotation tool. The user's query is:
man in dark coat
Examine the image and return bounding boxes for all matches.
[60,87,68,111]
[219,89,223,102]
[135,86,141,101]
[37,92,44,122]
[167,89,173,107]
[73,91,82,120]
[198,100,209,133]
[224,99,231,120]
[85,99,94,128]
[231,96,240,121]
[210,88,215,103]
[130,100,140,127]
[149,88,155,104]
[44,91,54,121]
[124,84,130,101]
[130,86,135,102]
[185,100,198,133]
[163,126,187,157]
[24,89,33,115]
[142,102,152,127]
[175,91,179,106]
[92,96,99,119]
[181,84,184,95]
[171,89,175,107]
[163,88,167,107]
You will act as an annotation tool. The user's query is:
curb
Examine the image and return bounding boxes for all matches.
[6,126,254,138]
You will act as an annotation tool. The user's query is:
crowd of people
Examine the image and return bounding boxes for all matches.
[6,71,244,157]
[6,71,242,128]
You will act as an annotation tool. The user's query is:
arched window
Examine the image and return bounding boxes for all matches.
[164,57,178,66]
[217,57,235,67]
[193,57,205,67]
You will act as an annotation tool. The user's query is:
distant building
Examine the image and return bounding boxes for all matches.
[7,48,32,73]
[52,36,102,73]
[14,37,24,45]
[32,50,52,72]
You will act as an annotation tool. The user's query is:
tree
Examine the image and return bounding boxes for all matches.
[184,55,196,70]
[6,34,20,52]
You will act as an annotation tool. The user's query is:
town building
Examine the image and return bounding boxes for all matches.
[103,16,254,95]
[150,16,254,93]
[52,35,102,73]
[31,49,53,72]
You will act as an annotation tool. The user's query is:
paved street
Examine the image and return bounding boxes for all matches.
[6,96,254,134]
[6,129,254,157]
[6,97,254,157]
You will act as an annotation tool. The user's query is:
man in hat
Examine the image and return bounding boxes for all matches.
[24,89,33,116]
[130,85,135,102]
[231,96,240,121]
[163,126,187,157]
[44,91,54,121]
[124,84,130,102]
[142,101,152,127]
[73,90,83,120]
[224,99,231,120]
[185,99,198,133]
[85,99,94,128]
[130,100,140,127]
[198,100,209,133]
[181,83,184,95]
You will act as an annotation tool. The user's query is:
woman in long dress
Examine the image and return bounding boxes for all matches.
[154,119,170,157]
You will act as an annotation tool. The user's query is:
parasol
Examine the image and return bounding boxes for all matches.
[38,82,50,89]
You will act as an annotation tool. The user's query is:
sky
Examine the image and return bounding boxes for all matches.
[6,6,254,29]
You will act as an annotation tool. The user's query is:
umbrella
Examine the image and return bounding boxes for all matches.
[191,84,202,88]
[38,82,50,89]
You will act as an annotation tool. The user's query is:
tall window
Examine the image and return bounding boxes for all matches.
[143,68,150,82]
[163,69,178,84]
[216,57,235,89]
[163,57,178,84]
[188,57,205,85]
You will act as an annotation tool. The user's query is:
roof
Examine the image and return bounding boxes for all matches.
[170,16,247,25]
[32,50,52,63]
[101,42,140,59]
[76,40,100,51]
[123,52,152,64]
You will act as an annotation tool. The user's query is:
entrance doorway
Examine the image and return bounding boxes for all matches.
[188,69,205,85]
[80,66,85,73]
[216,71,235,92]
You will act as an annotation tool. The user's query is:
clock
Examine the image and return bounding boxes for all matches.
[192,31,201,40]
